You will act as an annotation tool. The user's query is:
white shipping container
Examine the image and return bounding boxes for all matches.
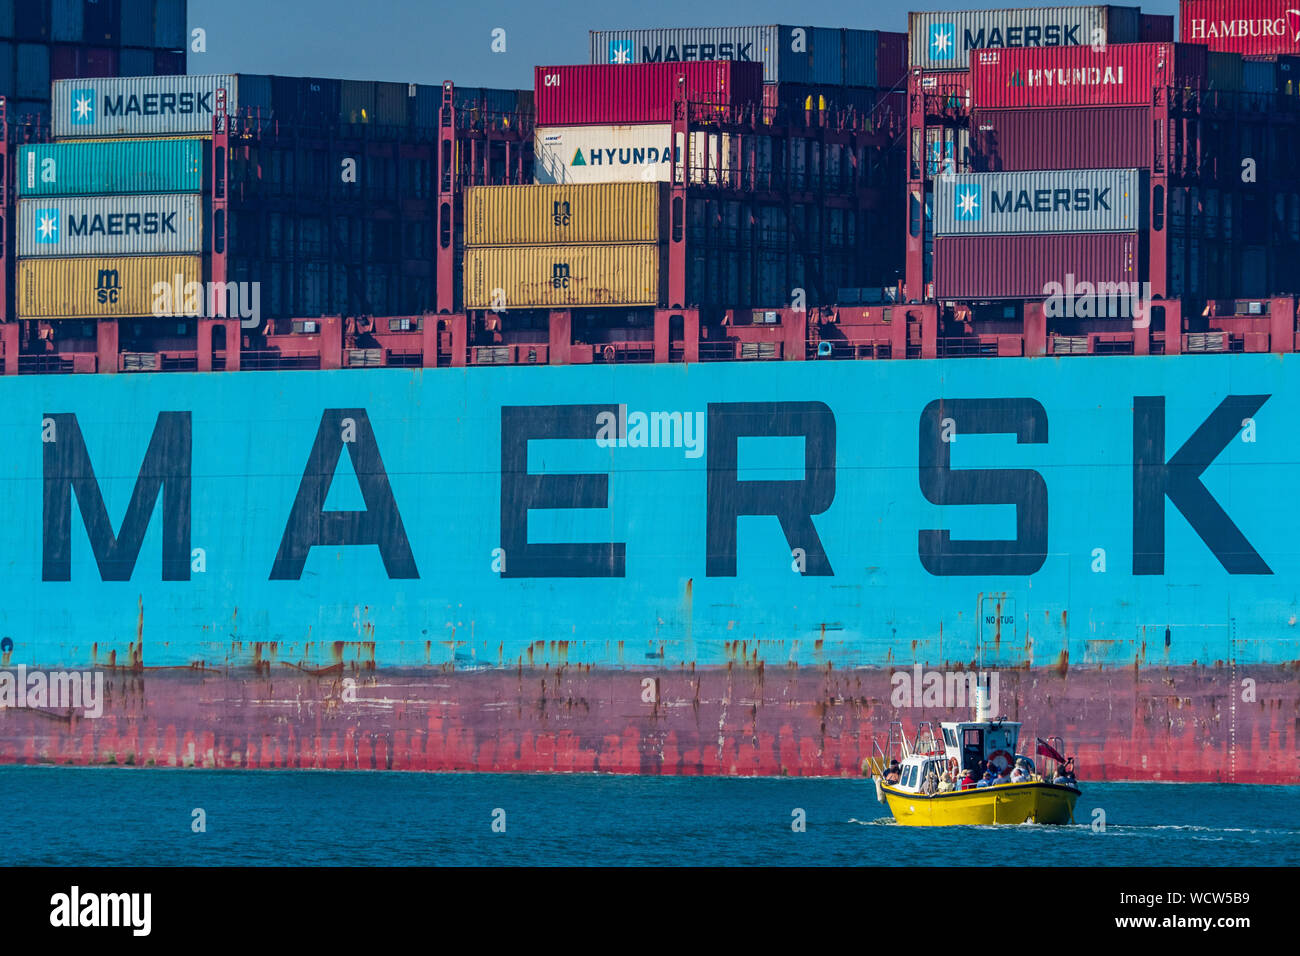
[17,194,204,257]
[908,6,1139,70]
[52,74,241,138]
[934,169,1140,236]
[534,125,733,185]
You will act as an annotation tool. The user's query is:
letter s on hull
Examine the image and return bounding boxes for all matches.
[918,398,1048,575]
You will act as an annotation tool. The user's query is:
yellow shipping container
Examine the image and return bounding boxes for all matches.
[464,182,662,246]
[464,244,662,309]
[18,256,202,319]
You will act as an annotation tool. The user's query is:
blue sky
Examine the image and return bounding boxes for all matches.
[189,0,1180,88]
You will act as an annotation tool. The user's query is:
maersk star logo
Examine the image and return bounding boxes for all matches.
[69,88,95,125]
[609,40,633,64]
[34,208,60,243]
[954,185,981,221]
[1289,9,1300,42]
[930,23,956,61]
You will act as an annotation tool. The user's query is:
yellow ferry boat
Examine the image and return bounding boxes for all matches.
[869,699,1081,827]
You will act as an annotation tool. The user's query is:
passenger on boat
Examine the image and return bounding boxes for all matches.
[884,760,901,785]
[993,766,1012,785]
[1010,761,1029,783]
[937,771,954,793]
[959,769,976,790]
[1053,758,1077,786]
[921,769,938,795]
[976,770,995,788]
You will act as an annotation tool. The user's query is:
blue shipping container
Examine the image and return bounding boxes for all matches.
[17,139,205,196]
[120,0,154,47]
[16,43,50,99]
[120,47,155,77]
[1242,59,1276,94]
[50,0,82,42]
[0,41,13,100]
[155,0,186,49]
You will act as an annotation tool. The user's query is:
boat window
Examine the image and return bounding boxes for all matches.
[962,728,983,771]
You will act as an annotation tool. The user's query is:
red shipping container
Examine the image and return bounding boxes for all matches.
[934,233,1139,299]
[971,43,1208,109]
[1180,0,1300,56]
[973,106,1153,170]
[534,61,763,125]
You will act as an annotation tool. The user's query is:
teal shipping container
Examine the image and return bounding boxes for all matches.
[17,139,204,197]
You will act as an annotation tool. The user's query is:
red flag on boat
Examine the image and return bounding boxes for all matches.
[1036,738,1066,764]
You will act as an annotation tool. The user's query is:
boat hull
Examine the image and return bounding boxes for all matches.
[882,781,1081,826]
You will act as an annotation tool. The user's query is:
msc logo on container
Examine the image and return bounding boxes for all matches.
[34,208,60,243]
[954,185,982,220]
[608,39,633,64]
[551,263,571,288]
[929,23,957,61]
[69,88,96,124]
[95,269,120,304]
[552,200,571,227]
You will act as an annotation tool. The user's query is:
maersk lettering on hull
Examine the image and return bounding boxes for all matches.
[7,355,1297,672]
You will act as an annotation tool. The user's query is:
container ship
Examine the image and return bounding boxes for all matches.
[0,1,1296,783]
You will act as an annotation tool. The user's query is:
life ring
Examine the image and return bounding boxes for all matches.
[986,750,1014,773]
[602,345,616,362]
[947,757,959,775]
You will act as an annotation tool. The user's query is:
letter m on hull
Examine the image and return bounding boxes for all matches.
[43,412,191,581]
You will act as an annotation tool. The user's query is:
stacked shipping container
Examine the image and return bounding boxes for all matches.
[533,55,897,309]
[39,73,539,320]
[463,182,665,308]
[1178,0,1300,294]
[967,40,1274,300]
[15,136,205,320]
[1,0,186,127]
[905,6,1175,300]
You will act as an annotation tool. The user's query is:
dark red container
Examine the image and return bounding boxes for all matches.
[534,61,763,126]
[1180,0,1300,56]
[154,50,186,76]
[49,45,119,80]
[1140,13,1175,41]
[84,47,118,78]
[934,233,1139,299]
[877,33,909,89]
[971,43,1208,109]
[973,106,1153,170]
